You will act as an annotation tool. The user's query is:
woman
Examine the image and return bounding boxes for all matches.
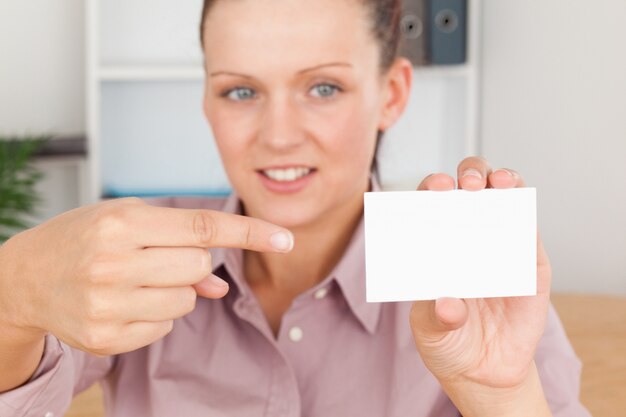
[0,0,589,416]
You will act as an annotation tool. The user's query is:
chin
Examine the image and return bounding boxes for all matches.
[248,198,323,229]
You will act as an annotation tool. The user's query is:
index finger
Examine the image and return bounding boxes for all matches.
[130,205,294,252]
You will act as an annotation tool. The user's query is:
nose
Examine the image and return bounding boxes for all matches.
[258,93,306,151]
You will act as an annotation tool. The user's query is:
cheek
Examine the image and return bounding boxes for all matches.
[310,97,379,171]
[207,105,255,176]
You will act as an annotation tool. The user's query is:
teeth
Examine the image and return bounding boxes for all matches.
[263,167,311,182]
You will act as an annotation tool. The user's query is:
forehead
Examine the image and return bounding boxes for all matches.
[202,0,378,73]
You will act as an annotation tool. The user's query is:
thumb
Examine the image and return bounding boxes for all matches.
[193,274,230,299]
[410,297,468,340]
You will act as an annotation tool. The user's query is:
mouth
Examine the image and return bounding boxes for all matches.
[260,166,314,181]
[256,165,317,194]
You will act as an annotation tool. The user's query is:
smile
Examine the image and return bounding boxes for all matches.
[261,167,314,182]
[256,166,317,194]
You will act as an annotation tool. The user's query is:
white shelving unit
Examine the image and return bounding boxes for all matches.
[85,0,481,202]
[381,0,482,190]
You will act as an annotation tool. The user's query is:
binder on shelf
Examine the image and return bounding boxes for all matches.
[399,0,467,67]
[399,0,428,66]
[428,0,467,65]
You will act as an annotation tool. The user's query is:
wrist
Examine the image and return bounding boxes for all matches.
[0,236,46,343]
[0,321,46,349]
[0,236,48,394]
[0,320,46,393]
[440,362,552,417]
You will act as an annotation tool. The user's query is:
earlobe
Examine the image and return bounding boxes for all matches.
[378,57,413,131]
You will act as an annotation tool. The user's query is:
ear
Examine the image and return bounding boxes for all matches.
[377,57,413,131]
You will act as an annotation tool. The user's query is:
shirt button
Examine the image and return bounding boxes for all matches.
[313,287,329,299]
[288,326,304,342]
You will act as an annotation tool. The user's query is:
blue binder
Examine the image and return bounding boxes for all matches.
[399,0,468,66]
[428,0,467,65]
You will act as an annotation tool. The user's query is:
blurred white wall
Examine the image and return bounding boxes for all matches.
[1,0,624,295]
[0,0,86,221]
[0,0,85,135]
[481,0,626,295]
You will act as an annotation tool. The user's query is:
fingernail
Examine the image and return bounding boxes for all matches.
[494,168,513,177]
[209,274,229,287]
[270,231,294,252]
[462,168,482,179]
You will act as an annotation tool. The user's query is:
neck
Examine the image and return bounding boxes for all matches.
[244,181,369,295]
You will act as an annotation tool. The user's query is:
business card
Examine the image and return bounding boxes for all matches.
[364,188,537,302]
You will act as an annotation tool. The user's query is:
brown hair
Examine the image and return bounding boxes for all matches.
[199,0,402,179]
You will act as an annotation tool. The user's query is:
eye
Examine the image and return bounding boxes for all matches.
[223,87,256,101]
[310,83,341,98]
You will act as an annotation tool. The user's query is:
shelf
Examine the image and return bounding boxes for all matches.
[99,65,204,81]
[33,135,87,158]
[413,64,473,79]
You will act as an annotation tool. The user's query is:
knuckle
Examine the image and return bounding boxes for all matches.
[242,221,252,248]
[92,208,128,240]
[83,290,112,321]
[81,326,116,353]
[83,254,116,285]
[192,211,218,245]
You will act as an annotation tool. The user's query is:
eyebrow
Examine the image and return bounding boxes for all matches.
[209,62,353,78]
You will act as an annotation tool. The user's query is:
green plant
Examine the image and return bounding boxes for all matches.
[0,136,47,242]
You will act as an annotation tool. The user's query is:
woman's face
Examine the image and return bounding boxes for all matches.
[202,0,408,228]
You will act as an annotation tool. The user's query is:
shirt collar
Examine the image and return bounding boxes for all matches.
[210,175,382,334]
[330,210,381,334]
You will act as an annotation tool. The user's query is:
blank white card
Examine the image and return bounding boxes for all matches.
[364,188,537,302]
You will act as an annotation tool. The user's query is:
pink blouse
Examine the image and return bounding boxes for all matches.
[0,191,590,417]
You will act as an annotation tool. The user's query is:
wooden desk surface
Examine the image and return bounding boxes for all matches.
[65,294,626,417]
[551,294,626,417]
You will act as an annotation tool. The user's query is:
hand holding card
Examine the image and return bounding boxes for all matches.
[383,157,554,417]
